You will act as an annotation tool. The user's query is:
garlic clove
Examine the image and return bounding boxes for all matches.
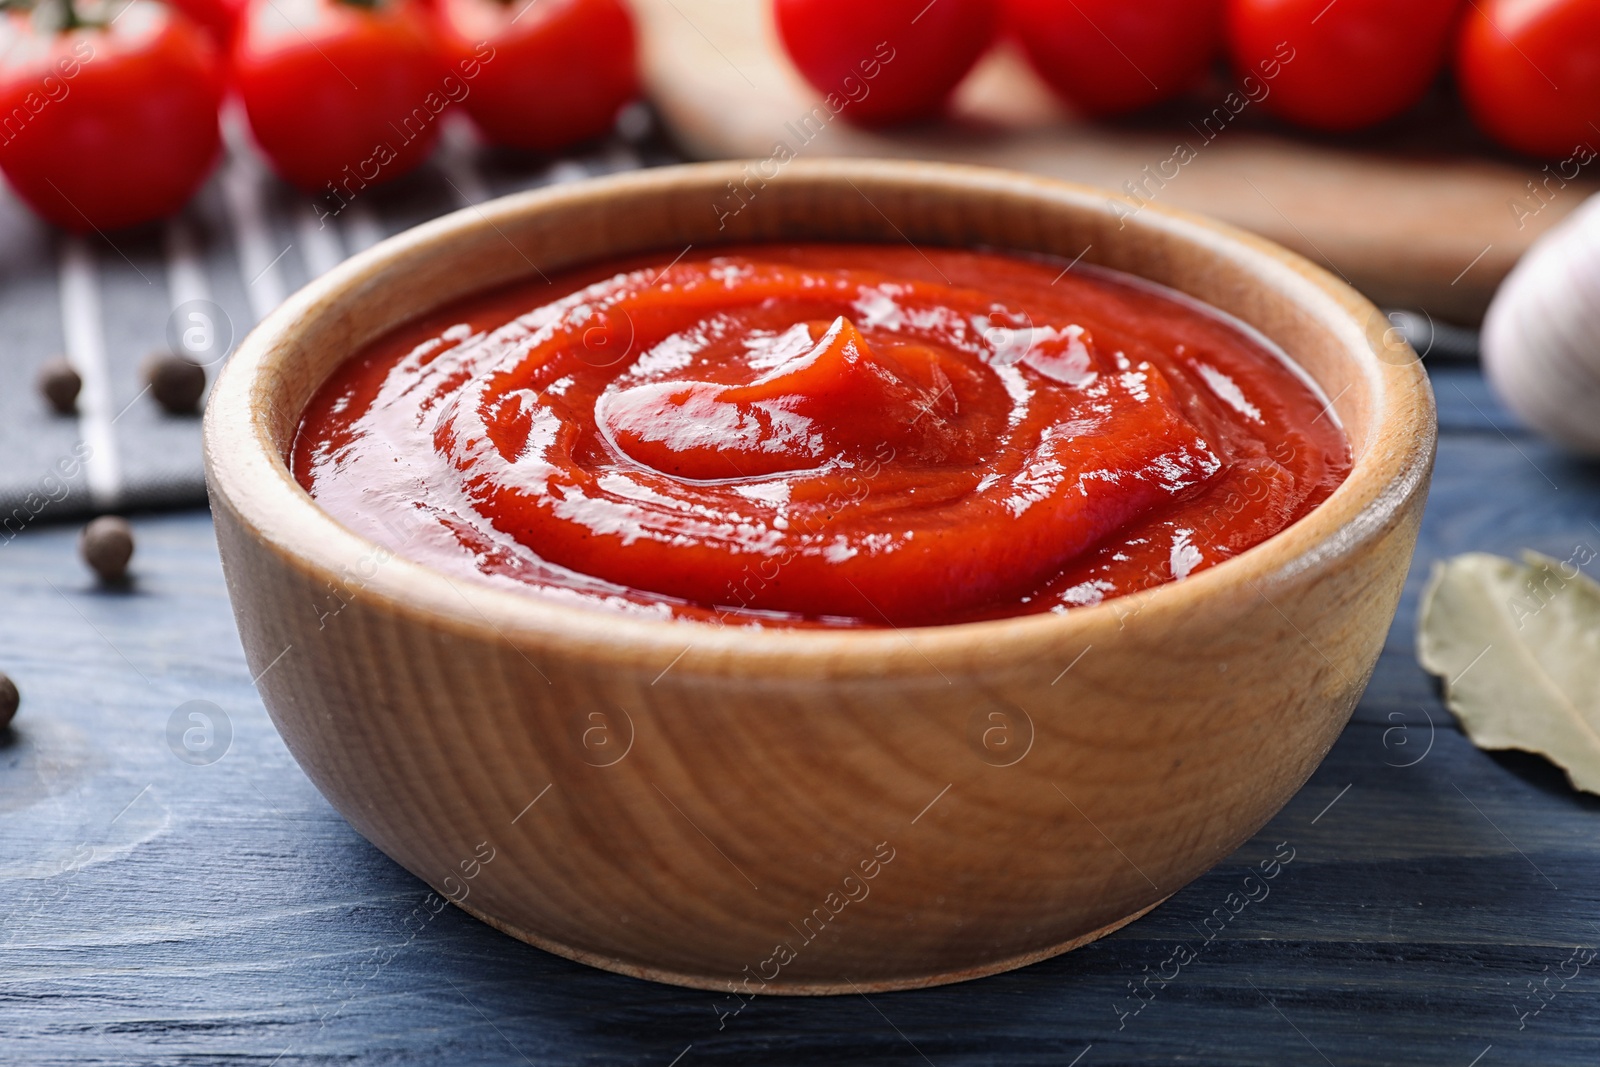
[1483,193,1600,456]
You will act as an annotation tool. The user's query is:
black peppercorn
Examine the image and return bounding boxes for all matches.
[38,357,82,415]
[0,672,17,731]
[80,516,135,584]
[143,352,207,415]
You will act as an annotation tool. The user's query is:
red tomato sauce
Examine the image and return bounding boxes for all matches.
[291,245,1350,627]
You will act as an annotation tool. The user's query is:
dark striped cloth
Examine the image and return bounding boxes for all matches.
[0,107,669,535]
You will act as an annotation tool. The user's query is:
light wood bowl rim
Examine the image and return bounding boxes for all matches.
[204,159,1436,675]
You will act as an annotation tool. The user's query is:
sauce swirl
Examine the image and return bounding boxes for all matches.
[292,245,1350,627]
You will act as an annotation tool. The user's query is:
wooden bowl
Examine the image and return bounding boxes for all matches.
[204,161,1435,994]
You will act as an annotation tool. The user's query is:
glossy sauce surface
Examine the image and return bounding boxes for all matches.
[292,246,1350,627]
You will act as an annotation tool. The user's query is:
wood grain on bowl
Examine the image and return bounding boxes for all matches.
[203,161,1435,993]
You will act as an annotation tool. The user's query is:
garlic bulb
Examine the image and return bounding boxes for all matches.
[1483,193,1600,456]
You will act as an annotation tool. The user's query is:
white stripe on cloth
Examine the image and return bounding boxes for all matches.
[295,202,344,279]
[164,218,210,308]
[59,236,121,509]
[220,109,288,322]
[341,202,384,257]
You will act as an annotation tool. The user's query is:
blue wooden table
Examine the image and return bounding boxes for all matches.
[3,362,1599,1066]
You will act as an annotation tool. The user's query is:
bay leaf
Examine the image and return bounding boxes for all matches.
[1417,551,1600,795]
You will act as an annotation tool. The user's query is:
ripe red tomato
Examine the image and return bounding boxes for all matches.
[233,0,446,192]
[434,0,638,152]
[1002,0,1223,118]
[1225,0,1462,132]
[0,1,224,232]
[1457,0,1600,159]
[168,0,247,52]
[773,0,999,127]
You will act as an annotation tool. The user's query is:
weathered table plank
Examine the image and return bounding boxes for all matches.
[3,363,1599,1066]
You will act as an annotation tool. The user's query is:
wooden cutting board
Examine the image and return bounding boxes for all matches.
[634,0,1599,322]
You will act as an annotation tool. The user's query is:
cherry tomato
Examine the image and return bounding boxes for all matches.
[233,0,446,192]
[434,0,637,152]
[1225,0,1462,132]
[1002,0,1223,118]
[0,1,223,232]
[773,0,999,127]
[167,0,246,51]
[1457,0,1600,159]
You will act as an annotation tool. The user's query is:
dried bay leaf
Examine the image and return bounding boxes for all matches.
[1417,551,1600,795]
